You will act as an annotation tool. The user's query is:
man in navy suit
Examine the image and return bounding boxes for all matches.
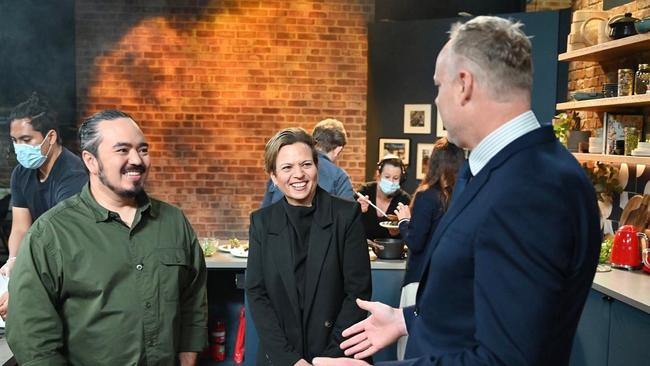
[314,15,601,366]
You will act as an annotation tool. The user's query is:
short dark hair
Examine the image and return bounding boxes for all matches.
[9,92,61,144]
[264,128,318,174]
[312,118,347,153]
[79,109,134,157]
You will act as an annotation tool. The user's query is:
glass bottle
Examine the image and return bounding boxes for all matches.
[618,69,634,96]
[625,127,640,155]
[635,64,650,95]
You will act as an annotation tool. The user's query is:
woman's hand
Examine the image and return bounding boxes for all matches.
[356,195,370,213]
[394,202,410,221]
[294,359,312,366]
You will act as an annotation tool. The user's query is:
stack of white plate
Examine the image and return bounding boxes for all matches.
[632,141,650,156]
[588,137,603,153]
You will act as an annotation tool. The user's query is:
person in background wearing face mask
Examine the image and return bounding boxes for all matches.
[356,155,410,240]
[0,93,87,318]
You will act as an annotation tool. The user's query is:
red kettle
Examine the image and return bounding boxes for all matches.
[611,225,645,270]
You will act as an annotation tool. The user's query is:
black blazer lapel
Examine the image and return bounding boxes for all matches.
[267,204,302,318]
[302,188,334,325]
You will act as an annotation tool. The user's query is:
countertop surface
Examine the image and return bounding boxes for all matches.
[592,268,650,314]
[205,251,407,270]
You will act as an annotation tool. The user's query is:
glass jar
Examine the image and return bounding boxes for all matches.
[618,68,634,96]
[625,127,640,155]
[635,64,650,95]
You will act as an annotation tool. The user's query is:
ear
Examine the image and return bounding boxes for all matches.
[47,129,58,144]
[332,145,344,159]
[457,69,474,105]
[270,172,278,186]
[82,151,99,175]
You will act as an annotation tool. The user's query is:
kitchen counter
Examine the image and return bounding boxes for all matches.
[592,269,650,314]
[205,251,407,270]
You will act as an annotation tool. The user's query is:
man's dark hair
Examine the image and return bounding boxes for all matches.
[9,92,61,144]
[79,109,134,157]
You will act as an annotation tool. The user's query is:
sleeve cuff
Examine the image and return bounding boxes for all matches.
[179,326,208,352]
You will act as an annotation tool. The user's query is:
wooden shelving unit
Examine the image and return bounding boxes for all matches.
[573,153,650,165]
[557,93,650,112]
[558,33,650,62]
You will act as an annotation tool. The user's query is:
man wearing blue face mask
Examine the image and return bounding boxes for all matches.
[0,93,87,317]
[357,155,411,240]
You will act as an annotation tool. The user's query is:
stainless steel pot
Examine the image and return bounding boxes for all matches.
[371,238,405,260]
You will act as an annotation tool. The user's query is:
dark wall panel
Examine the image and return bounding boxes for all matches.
[366,10,570,193]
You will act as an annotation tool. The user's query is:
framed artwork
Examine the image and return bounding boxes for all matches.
[379,138,410,166]
[436,110,447,137]
[403,104,431,134]
[416,143,435,180]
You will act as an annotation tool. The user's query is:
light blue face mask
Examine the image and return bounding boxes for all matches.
[13,132,52,169]
[379,178,400,195]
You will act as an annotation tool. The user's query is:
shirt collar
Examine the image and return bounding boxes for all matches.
[317,150,332,162]
[80,183,156,222]
[468,110,540,175]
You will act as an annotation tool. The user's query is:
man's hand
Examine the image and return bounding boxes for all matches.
[313,357,370,366]
[178,352,198,366]
[340,299,407,359]
[0,291,9,319]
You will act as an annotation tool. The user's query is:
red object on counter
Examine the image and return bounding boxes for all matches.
[210,320,226,361]
[643,247,650,273]
[233,307,246,364]
[611,225,644,270]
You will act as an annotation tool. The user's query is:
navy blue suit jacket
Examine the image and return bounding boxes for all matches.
[399,187,443,286]
[383,126,601,366]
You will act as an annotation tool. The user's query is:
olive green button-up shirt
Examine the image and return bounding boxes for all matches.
[7,185,208,366]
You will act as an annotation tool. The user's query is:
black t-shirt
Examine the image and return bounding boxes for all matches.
[10,147,88,220]
[358,182,411,240]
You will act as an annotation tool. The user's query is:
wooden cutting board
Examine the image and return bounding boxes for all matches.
[620,194,643,226]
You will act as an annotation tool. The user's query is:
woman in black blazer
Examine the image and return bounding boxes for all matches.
[393,137,464,359]
[246,128,372,366]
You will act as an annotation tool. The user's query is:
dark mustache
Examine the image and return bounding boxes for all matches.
[121,165,146,174]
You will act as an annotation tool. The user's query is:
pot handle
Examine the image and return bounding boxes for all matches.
[580,16,608,45]
[643,248,650,268]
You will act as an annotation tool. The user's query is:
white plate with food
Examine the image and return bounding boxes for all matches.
[217,244,233,253]
[230,247,249,258]
[379,221,399,229]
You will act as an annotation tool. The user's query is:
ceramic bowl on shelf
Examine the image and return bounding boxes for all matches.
[571,91,604,101]
[635,17,650,34]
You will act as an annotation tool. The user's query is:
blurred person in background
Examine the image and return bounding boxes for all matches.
[393,137,464,359]
[247,127,371,365]
[356,155,410,241]
[0,93,87,318]
[7,110,207,365]
[261,118,354,207]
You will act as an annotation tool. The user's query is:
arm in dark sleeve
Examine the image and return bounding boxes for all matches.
[10,167,27,208]
[245,213,302,365]
[178,215,208,352]
[6,225,67,366]
[405,190,441,254]
[322,205,372,356]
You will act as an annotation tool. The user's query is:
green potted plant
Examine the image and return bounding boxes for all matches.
[553,111,590,152]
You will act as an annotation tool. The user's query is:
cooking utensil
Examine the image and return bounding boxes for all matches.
[355,191,389,218]
[370,238,405,260]
[611,224,645,270]
[619,194,643,226]
[608,12,639,39]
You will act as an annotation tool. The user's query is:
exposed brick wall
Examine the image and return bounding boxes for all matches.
[568,0,650,130]
[75,0,373,238]
[527,0,572,12]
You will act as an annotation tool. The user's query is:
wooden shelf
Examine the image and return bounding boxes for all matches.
[573,153,650,165]
[557,93,650,112]
[558,33,650,62]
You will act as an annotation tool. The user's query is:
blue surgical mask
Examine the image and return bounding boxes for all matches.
[13,133,52,169]
[379,178,400,195]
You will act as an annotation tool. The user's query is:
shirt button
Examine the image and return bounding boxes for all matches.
[136,264,144,271]
[145,302,152,309]
[324,320,332,328]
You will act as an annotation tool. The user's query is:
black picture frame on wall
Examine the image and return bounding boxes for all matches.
[379,138,410,166]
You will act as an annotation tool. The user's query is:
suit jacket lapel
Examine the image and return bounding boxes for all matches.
[268,204,302,318]
[302,188,333,325]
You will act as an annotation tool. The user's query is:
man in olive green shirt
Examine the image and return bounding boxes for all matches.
[7,110,207,366]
